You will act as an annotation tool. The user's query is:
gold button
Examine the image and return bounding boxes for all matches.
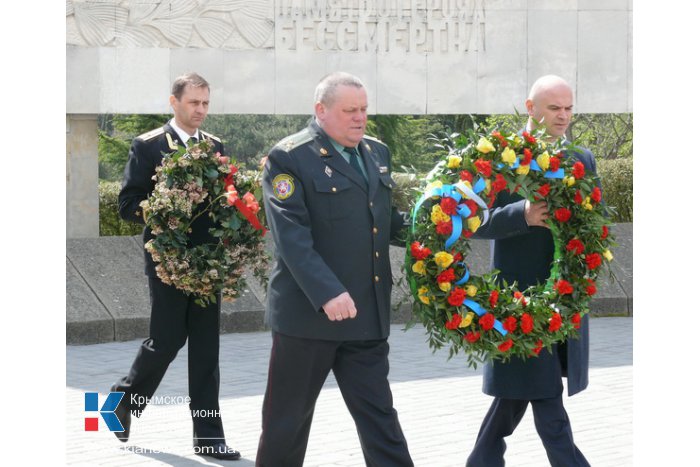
[372,227,378,234]
[374,276,380,282]
[332,187,337,192]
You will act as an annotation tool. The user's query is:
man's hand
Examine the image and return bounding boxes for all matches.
[524,200,550,228]
[322,292,357,321]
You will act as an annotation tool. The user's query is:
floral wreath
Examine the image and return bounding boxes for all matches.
[405,128,615,367]
[142,138,269,306]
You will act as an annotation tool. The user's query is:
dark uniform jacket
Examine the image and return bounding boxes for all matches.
[262,120,405,341]
[118,122,224,277]
[474,146,597,399]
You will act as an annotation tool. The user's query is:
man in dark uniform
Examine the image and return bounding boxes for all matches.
[111,72,240,461]
[466,75,595,467]
[255,72,413,467]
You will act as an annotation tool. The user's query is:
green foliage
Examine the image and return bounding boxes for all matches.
[570,114,633,160]
[98,180,143,237]
[597,158,633,222]
[366,115,444,172]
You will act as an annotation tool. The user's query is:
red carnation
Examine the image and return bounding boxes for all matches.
[585,253,602,270]
[453,252,463,262]
[436,269,456,284]
[574,190,583,205]
[479,313,495,331]
[566,238,585,256]
[493,174,507,193]
[498,339,514,352]
[522,148,533,165]
[464,199,478,217]
[410,242,431,260]
[536,183,551,198]
[532,339,544,356]
[462,229,474,239]
[554,208,572,223]
[435,221,453,235]
[465,331,481,343]
[474,159,492,178]
[571,312,582,329]
[572,161,585,179]
[503,316,517,332]
[520,313,534,334]
[601,225,609,239]
[513,291,527,306]
[548,312,562,332]
[447,287,467,306]
[489,290,499,308]
[440,197,458,215]
[586,279,597,296]
[549,156,561,172]
[591,186,602,203]
[522,131,536,144]
[554,279,574,295]
[445,313,462,330]
[460,170,474,183]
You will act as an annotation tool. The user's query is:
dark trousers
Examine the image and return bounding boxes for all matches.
[256,332,413,467]
[466,394,589,467]
[113,277,225,445]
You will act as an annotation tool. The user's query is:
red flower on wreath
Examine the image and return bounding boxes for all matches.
[554,279,574,295]
[571,312,582,329]
[436,221,453,235]
[460,170,474,183]
[445,313,462,330]
[554,208,572,223]
[474,159,492,177]
[566,238,585,255]
[601,225,609,239]
[503,316,517,332]
[532,339,544,355]
[585,253,602,270]
[479,313,495,331]
[447,287,467,306]
[498,339,514,352]
[522,131,536,144]
[591,186,602,203]
[493,174,507,193]
[549,156,561,172]
[463,199,478,217]
[522,148,533,165]
[586,279,597,296]
[513,291,527,306]
[437,269,456,284]
[440,197,458,215]
[410,242,431,260]
[548,312,562,332]
[574,190,583,205]
[489,290,499,308]
[465,331,480,343]
[536,183,551,198]
[572,161,585,179]
[521,313,534,334]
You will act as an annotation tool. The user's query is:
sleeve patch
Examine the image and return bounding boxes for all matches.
[272,174,295,200]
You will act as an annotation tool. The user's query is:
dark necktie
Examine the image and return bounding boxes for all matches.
[343,147,367,185]
[187,136,197,147]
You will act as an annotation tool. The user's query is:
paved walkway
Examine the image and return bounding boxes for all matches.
[66,317,632,466]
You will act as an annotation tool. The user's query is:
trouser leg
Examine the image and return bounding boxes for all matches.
[531,395,590,467]
[466,398,529,467]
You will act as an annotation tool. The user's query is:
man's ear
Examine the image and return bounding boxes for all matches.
[314,101,325,121]
[169,94,177,110]
[525,98,535,117]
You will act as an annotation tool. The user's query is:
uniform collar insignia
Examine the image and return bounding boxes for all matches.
[165,133,179,151]
[319,147,330,157]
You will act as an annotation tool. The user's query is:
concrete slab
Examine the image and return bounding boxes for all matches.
[66,257,114,344]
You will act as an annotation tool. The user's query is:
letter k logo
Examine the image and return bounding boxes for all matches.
[84,392,125,432]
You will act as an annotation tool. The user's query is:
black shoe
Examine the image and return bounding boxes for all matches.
[110,385,131,443]
[194,442,241,461]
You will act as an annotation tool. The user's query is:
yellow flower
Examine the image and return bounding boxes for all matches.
[434,251,454,269]
[476,137,496,154]
[418,286,430,304]
[536,151,550,170]
[425,180,443,195]
[467,216,482,232]
[412,260,427,275]
[513,136,522,146]
[483,178,492,195]
[603,249,614,261]
[501,147,516,165]
[438,282,452,292]
[447,155,463,169]
[515,164,530,175]
[459,312,474,328]
[582,197,593,210]
[431,205,450,224]
[465,285,477,297]
[563,176,576,187]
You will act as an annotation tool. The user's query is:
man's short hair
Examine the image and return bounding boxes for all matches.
[171,72,210,100]
[314,72,365,107]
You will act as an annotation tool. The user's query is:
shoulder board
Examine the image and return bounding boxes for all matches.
[363,135,387,147]
[138,127,165,141]
[275,128,313,152]
[200,130,221,143]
